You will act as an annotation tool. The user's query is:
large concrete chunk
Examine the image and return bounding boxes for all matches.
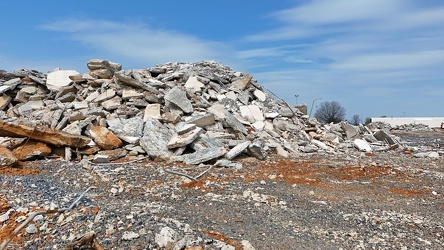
[248,140,266,160]
[231,74,252,91]
[341,122,359,139]
[114,72,159,94]
[373,130,398,145]
[164,87,193,114]
[224,111,247,135]
[90,126,122,150]
[239,105,264,123]
[0,95,12,110]
[184,76,205,92]
[0,145,18,167]
[0,121,90,148]
[186,113,216,127]
[353,138,372,153]
[144,104,161,120]
[107,117,145,138]
[226,141,251,160]
[46,70,79,91]
[167,127,203,149]
[140,118,174,159]
[13,141,51,160]
[182,147,226,165]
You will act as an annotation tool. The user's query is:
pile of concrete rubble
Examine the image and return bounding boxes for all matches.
[0,59,414,167]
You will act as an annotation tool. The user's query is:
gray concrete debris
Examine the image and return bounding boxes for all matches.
[248,140,267,160]
[225,141,251,160]
[341,122,360,139]
[353,138,372,153]
[139,118,174,159]
[182,147,226,165]
[167,127,203,149]
[164,87,193,114]
[373,130,399,146]
[0,59,429,165]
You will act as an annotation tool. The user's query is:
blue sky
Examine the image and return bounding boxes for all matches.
[1,0,444,119]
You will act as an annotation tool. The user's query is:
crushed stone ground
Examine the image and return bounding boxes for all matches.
[0,131,443,249]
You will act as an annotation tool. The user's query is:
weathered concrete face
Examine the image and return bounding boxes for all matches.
[0,59,419,166]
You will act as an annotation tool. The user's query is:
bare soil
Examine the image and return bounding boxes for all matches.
[0,131,443,249]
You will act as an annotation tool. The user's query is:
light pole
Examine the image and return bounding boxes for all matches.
[309,98,322,117]
[295,95,299,106]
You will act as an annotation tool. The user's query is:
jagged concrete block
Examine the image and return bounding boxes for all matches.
[353,138,372,152]
[107,117,144,138]
[226,141,251,160]
[341,122,359,139]
[373,130,398,145]
[144,103,161,121]
[182,147,226,165]
[167,127,203,149]
[248,140,266,160]
[224,110,247,135]
[184,76,205,92]
[46,70,79,91]
[140,118,174,159]
[186,113,215,127]
[90,126,122,150]
[164,87,193,114]
[231,74,252,91]
[0,145,18,167]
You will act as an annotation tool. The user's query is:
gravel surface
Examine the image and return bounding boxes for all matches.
[1,131,443,249]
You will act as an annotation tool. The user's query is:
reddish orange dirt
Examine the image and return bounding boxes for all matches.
[206,230,243,250]
[0,166,39,175]
[177,157,425,201]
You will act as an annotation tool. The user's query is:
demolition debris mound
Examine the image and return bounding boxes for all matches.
[0,59,438,167]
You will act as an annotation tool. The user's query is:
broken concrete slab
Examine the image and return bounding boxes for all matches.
[353,138,372,153]
[186,113,216,128]
[253,89,266,102]
[164,87,193,114]
[341,122,359,139]
[144,103,161,121]
[184,76,205,92]
[248,140,266,160]
[0,145,18,167]
[107,117,145,138]
[139,118,174,159]
[225,141,251,160]
[90,126,122,150]
[167,127,203,149]
[114,72,159,94]
[224,110,247,135]
[46,70,79,91]
[373,130,398,146]
[0,95,11,110]
[0,121,90,148]
[182,147,226,165]
[13,141,51,160]
[231,74,252,91]
[93,89,116,103]
[175,123,197,135]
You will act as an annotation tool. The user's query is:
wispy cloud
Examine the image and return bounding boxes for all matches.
[40,18,234,67]
[241,0,444,116]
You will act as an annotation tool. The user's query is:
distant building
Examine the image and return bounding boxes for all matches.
[371,117,444,128]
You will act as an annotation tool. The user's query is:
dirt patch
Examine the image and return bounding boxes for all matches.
[0,166,39,175]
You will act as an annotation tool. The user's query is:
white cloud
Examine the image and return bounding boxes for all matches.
[271,0,402,25]
[331,50,444,71]
[40,18,234,67]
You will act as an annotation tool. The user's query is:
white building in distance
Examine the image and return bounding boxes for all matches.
[371,117,444,128]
